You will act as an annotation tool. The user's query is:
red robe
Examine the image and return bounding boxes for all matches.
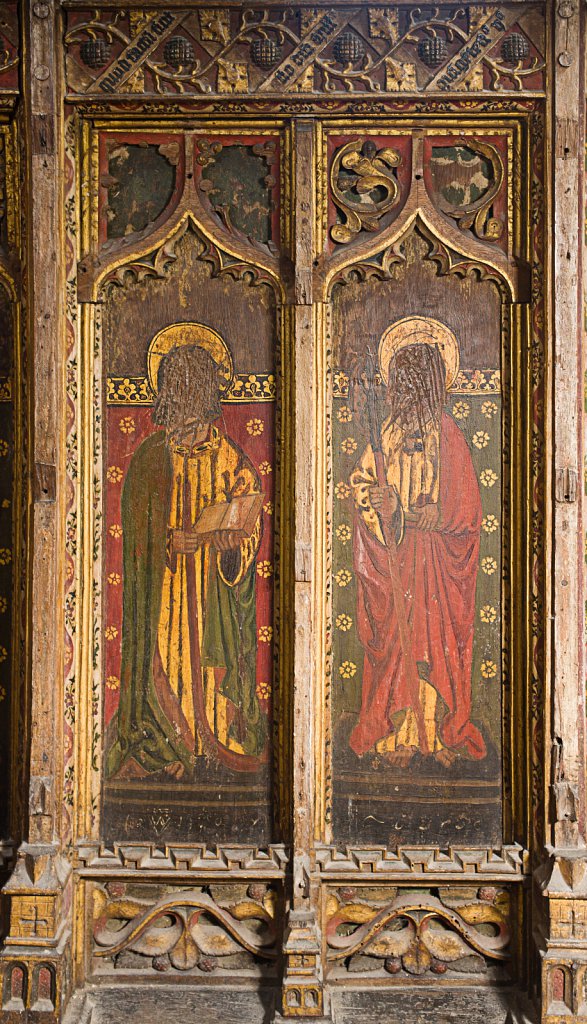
[349,412,486,760]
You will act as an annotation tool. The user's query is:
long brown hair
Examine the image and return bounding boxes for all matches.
[387,343,446,435]
[153,344,222,430]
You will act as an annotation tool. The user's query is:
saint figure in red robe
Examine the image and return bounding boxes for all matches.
[349,319,486,767]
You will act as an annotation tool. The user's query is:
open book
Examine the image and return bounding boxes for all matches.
[194,492,264,543]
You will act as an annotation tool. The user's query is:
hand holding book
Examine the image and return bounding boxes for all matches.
[171,493,264,555]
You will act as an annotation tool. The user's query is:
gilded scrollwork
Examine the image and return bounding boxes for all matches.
[325,887,511,977]
[330,139,401,245]
[92,884,278,973]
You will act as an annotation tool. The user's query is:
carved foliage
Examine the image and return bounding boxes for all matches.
[326,886,511,978]
[92,883,278,975]
[64,6,545,98]
[330,138,401,245]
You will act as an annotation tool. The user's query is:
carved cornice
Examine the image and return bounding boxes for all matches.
[316,844,529,879]
[75,842,289,876]
[64,5,545,100]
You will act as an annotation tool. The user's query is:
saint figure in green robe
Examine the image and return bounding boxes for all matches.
[106,332,268,780]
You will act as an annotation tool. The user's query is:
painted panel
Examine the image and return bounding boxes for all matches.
[98,134,281,845]
[328,140,506,845]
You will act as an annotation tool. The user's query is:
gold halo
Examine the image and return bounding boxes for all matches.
[147,322,234,396]
[378,316,460,390]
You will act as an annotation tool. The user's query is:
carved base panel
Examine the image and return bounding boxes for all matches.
[324,883,515,984]
[89,881,281,981]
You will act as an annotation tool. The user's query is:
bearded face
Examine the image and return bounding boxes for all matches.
[153,344,222,437]
[386,343,447,434]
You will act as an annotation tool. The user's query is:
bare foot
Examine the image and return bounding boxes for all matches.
[434,748,457,767]
[384,746,416,768]
[164,760,186,780]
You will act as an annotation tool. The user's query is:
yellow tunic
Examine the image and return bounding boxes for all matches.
[349,416,440,543]
[156,426,261,756]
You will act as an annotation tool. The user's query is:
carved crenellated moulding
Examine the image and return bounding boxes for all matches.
[75,842,289,877]
[316,843,529,880]
[74,841,529,881]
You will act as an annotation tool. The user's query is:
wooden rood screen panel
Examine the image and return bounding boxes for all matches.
[71,109,537,1001]
[9,3,580,1021]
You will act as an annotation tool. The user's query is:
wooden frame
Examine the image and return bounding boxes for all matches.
[1,3,586,1023]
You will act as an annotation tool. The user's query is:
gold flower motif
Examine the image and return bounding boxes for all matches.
[341,437,357,455]
[257,560,273,579]
[106,675,120,691]
[0,548,11,565]
[336,523,352,544]
[339,660,357,679]
[335,481,350,500]
[107,572,121,586]
[105,625,119,640]
[119,417,136,435]
[335,568,352,587]
[258,626,273,643]
[337,406,353,423]
[481,660,497,679]
[482,514,499,533]
[480,605,497,624]
[256,680,271,700]
[336,613,353,632]
[0,685,5,702]
[107,465,123,484]
[480,469,498,488]
[0,646,7,663]
[472,431,490,449]
[263,501,274,516]
[0,597,7,613]
[481,557,497,576]
[0,440,9,456]
[247,418,264,436]
[482,401,498,418]
[2,499,9,508]
[452,401,470,420]
[259,461,273,476]
[109,524,123,538]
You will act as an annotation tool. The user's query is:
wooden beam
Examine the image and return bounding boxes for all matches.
[550,0,586,849]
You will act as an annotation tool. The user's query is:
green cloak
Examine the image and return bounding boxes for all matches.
[106,430,267,777]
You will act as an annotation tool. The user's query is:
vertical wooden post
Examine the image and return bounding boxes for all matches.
[0,2,72,1020]
[549,0,586,854]
[538,2,587,1021]
[276,119,331,1024]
